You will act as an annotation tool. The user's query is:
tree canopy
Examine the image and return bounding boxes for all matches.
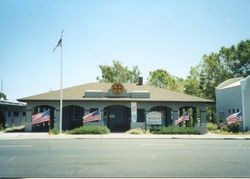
[147,69,184,92]
[188,39,250,100]
[95,39,249,123]
[96,40,249,100]
[97,60,141,83]
[183,40,250,122]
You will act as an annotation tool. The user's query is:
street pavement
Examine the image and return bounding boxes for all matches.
[1,132,250,178]
[1,138,250,177]
[0,131,250,140]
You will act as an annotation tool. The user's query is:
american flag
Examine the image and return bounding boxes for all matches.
[52,38,62,52]
[83,110,101,123]
[32,109,50,125]
[175,112,189,125]
[226,111,242,125]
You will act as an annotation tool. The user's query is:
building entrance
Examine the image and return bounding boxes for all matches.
[104,105,131,132]
[0,110,5,129]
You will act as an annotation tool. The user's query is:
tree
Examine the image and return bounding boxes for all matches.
[97,60,141,83]
[184,39,250,123]
[197,40,250,100]
[184,65,202,97]
[147,69,184,92]
[198,53,232,100]
[219,40,250,77]
[0,92,6,100]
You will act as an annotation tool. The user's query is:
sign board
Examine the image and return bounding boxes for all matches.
[109,114,115,119]
[131,102,137,123]
[146,111,162,125]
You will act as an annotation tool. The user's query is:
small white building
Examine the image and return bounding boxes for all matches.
[216,76,250,130]
[0,99,27,128]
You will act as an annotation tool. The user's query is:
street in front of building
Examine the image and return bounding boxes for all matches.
[0,138,250,178]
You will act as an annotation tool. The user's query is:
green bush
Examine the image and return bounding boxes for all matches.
[149,126,162,133]
[221,125,230,132]
[152,125,200,135]
[207,122,218,131]
[228,123,240,133]
[68,125,110,134]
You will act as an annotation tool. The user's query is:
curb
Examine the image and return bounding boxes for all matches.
[1,132,250,140]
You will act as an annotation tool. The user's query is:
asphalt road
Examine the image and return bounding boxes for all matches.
[0,139,250,178]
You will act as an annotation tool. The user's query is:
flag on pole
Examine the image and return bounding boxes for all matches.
[83,110,101,123]
[175,112,189,125]
[226,111,243,125]
[32,109,50,125]
[53,38,62,52]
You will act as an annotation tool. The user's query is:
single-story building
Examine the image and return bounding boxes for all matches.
[19,81,213,132]
[216,76,250,130]
[0,99,26,128]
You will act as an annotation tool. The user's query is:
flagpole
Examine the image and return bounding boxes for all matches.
[241,79,246,133]
[59,30,64,134]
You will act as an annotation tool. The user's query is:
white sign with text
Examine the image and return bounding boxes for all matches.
[146,111,162,125]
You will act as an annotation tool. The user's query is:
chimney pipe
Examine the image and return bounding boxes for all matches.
[137,77,143,85]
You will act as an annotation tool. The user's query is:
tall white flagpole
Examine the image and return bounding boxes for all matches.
[59,30,64,134]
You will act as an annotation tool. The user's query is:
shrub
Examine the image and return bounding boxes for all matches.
[0,125,5,131]
[221,125,230,132]
[127,128,146,134]
[49,129,60,135]
[5,125,25,132]
[207,122,218,131]
[68,125,110,134]
[152,125,200,135]
[228,123,240,133]
[149,126,162,133]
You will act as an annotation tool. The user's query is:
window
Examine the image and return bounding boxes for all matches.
[237,109,240,112]
[137,109,145,122]
[13,111,19,117]
[233,109,235,113]
[229,109,231,113]
[23,112,26,116]
[8,112,11,117]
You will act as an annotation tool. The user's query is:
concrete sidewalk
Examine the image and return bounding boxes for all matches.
[0,131,250,140]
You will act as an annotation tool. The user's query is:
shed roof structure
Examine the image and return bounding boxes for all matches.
[216,77,242,90]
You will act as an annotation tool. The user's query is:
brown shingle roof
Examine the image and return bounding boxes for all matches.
[18,83,213,103]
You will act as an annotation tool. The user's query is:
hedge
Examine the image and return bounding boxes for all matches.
[152,126,200,135]
[207,122,218,131]
[67,125,110,134]
[126,128,150,134]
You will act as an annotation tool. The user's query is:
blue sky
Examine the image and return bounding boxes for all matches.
[1,0,250,100]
